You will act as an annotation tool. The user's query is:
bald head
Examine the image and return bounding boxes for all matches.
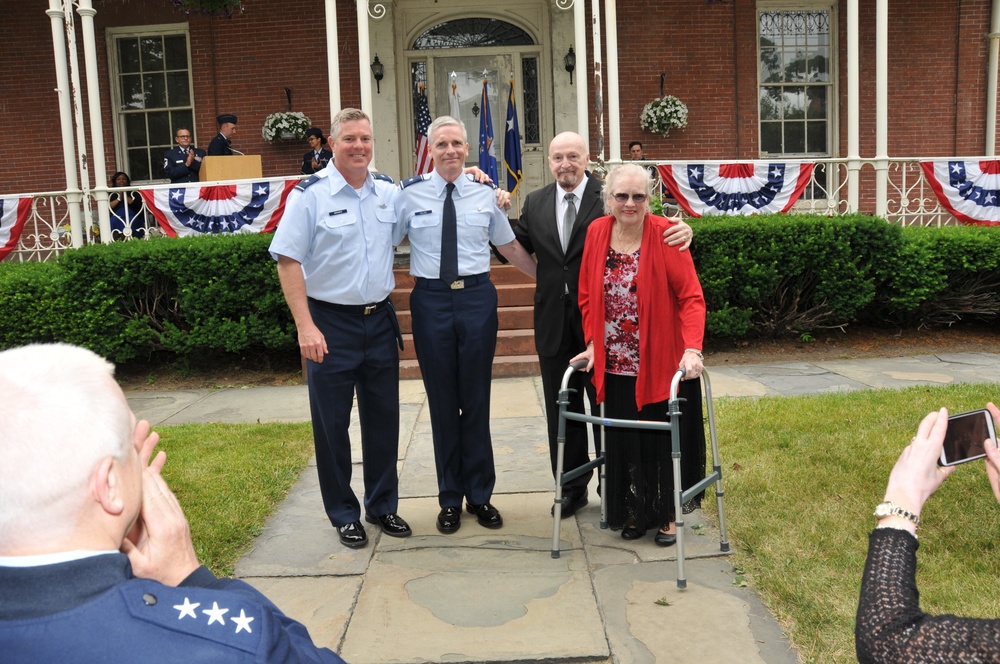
[548,132,589,191]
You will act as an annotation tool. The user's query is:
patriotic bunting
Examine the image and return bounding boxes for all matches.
[0,196,32,260]
[139,180,298,238]
[920,160,1000,226]
[658,162,815,217]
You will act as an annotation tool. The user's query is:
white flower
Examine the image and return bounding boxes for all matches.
[261,111,312,141]
[639,96,689,138]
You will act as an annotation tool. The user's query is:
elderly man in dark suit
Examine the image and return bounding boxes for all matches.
[513,132,692,518]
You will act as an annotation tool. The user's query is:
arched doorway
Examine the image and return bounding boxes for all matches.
[400,14,552,200]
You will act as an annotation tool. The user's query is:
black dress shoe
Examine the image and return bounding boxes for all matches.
[337,521,368,548]
[365,512,412,538]
[437,506,462,533]
[551,491,589,519]
[655,530,677,547]
[466,501,503,529]
[620,526,645,540]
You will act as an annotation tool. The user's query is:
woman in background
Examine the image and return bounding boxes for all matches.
[301,127,332,175]
[108,171,145,240]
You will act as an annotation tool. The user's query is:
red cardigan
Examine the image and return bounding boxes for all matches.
[578,213,706,409]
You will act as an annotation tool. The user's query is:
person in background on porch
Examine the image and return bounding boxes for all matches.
[629,140,662,191]
[856,403,1000,663]
[0,343,346,664]
[207,114,239,156]
[163,128,205,183]
[393,115,535,535]
[513,133,694,521]
[269,108,411,550]
[301,128,333,175]
[571,163,706,547]
[108,171,145,241]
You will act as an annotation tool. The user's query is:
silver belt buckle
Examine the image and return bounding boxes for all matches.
[364,303,377,315]
[450,279,465,290]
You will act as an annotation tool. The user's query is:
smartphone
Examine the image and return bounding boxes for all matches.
[939,409,997,466]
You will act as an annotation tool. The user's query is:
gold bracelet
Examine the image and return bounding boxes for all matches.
[684,348,704,360]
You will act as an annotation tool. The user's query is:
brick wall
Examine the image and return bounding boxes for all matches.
[2,0,996,201]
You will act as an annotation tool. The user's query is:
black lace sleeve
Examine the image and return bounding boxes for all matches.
[856,527,1000,662]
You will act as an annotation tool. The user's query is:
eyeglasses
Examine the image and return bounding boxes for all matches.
[612,193,648,203]
[175,135,191,139]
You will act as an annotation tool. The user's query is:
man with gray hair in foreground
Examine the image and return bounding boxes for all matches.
[0,343,344,663]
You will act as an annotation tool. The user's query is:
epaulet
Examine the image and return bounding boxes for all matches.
[468,173,498,189]
[294,174,322,192]
[372,172,394,183]
[401,174,430,189]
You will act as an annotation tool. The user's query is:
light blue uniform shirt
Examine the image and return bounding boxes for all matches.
[393,171,514,279]
[269,165,397,305]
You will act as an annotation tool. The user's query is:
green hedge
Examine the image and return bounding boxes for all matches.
[1,216,999,364]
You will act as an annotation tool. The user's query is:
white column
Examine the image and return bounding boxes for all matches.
[574,0,588,147]
[77,0,112,242]
[356,0,377,170]
[605,0,621,164]
[591,0,604,164]
[846,0,860,213]
[874,0,888,217]
[986,0,1000,155]
[64,0,91,246]
[47,0,83,248]
[325,0,341,117]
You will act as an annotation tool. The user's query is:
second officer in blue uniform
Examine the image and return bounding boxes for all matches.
[393,115,536,533]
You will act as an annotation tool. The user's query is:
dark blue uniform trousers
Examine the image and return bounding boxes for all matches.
[410,275,497,508]
[307,299,400,526]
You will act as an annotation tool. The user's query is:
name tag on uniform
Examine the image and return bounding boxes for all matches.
[414,210,433,216]
[329,209,348,216]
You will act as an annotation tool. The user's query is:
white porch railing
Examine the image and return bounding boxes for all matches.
[1,158,977,263]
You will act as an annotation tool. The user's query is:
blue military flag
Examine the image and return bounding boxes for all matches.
[503,80,523,195]
[478,79,499,183]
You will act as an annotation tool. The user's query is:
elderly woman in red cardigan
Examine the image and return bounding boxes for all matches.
[571,163,706,546]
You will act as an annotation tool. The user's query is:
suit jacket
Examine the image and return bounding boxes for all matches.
[513,176,604,356]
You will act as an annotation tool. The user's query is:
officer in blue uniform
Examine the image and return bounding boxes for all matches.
[163,127,206,182]
[207,114,238,156]
[269,108,411,549]
[393,116,536,534]
[0,343,344,663]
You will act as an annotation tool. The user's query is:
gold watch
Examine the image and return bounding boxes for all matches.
[873,501,920,528]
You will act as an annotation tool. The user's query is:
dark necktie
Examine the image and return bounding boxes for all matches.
[440,182,458,284]
[562,192,576,252]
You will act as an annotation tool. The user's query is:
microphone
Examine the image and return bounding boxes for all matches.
[230,147,245,156]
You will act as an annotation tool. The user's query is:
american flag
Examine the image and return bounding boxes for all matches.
[414,88,433,175]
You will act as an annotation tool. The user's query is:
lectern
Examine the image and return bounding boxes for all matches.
[200,155,262,181]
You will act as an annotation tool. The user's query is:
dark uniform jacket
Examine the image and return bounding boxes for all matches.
[163,145,206,183]
[207,133,233,156]
[0,553,345,663]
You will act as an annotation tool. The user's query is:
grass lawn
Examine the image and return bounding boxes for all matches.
[710,381,1000,663]
[155,421,314,577]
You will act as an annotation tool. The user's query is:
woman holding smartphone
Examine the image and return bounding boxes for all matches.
[856,403,1000,662]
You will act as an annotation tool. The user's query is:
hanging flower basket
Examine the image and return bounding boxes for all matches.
[262,111,311,142]
[639,95,689,138]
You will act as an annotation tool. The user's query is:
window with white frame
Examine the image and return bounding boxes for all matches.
[108,26,194,182]
[758,6,834,198]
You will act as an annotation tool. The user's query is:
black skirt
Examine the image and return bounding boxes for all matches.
[603,373,706,532]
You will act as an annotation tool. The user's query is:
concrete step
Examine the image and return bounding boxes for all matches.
[400,353,540,380]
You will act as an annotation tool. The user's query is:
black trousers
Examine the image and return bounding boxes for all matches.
[538,298,600,499]
[410,275,498,508]
[306,299,401,527]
